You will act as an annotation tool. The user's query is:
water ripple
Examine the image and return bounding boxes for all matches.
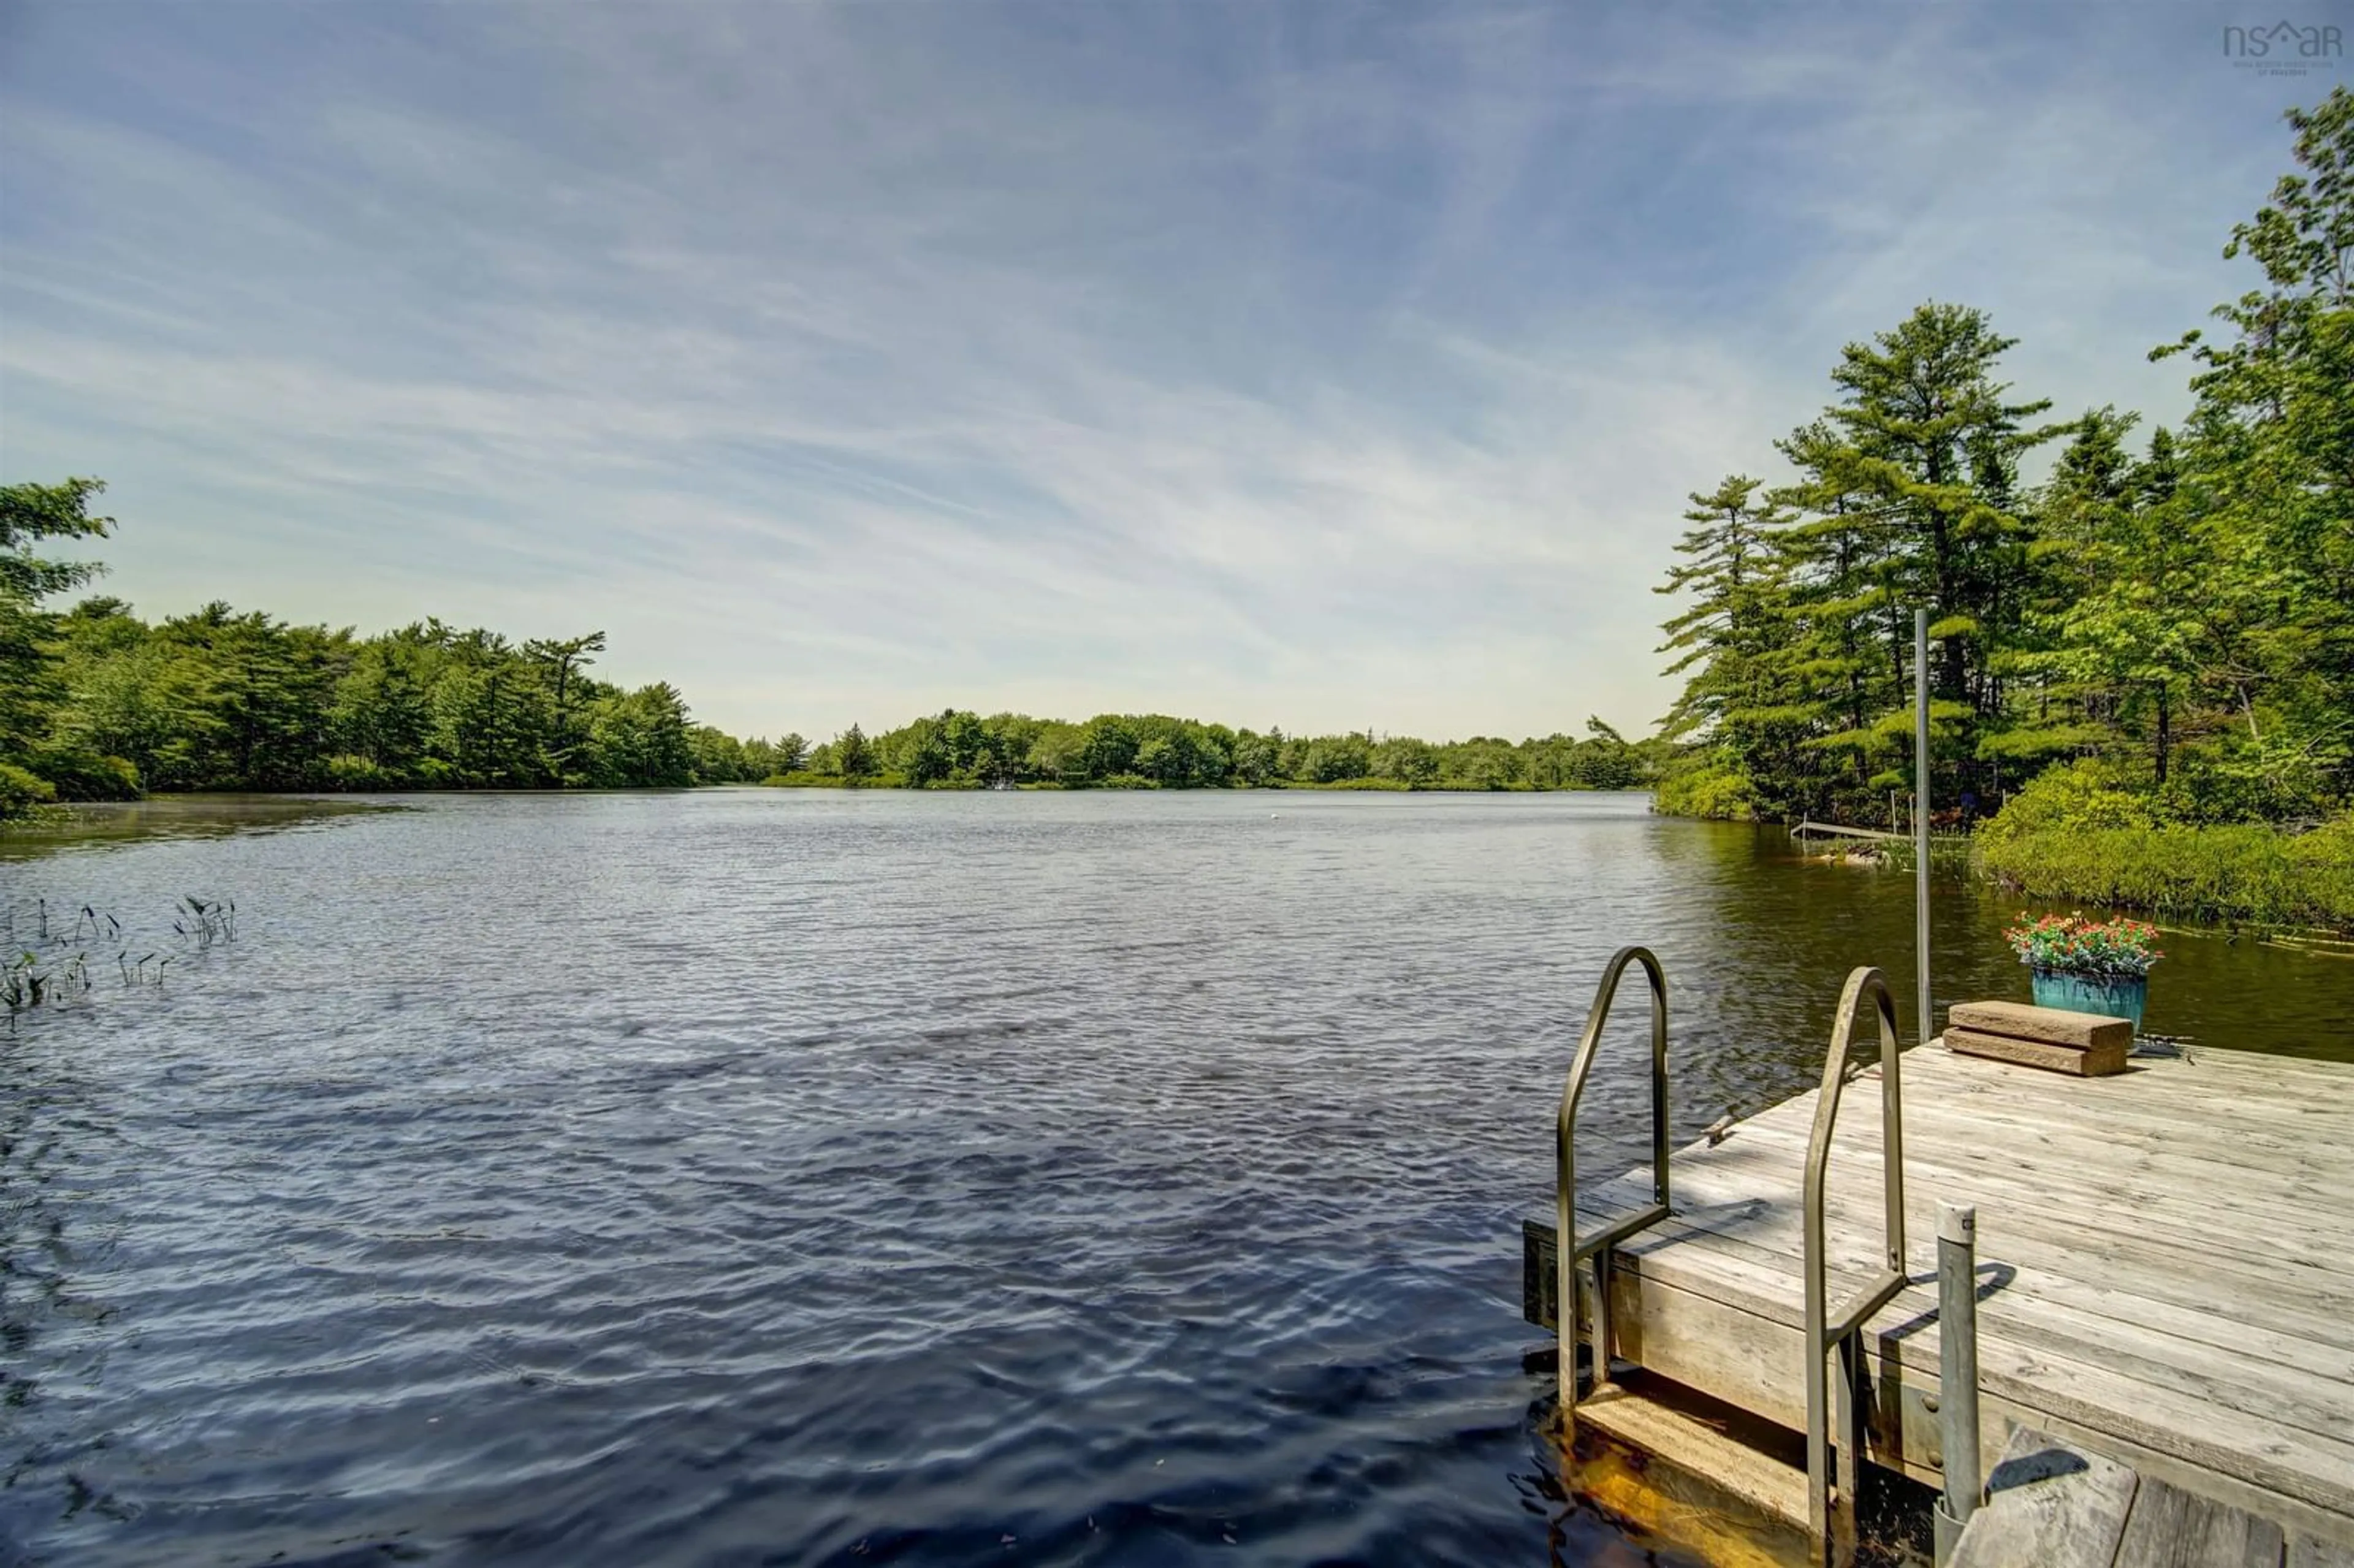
[4,789,2348,1566]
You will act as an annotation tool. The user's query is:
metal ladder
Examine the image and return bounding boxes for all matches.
[1553,944,1672,1417]
[1804,965,1910,1565]
[1548,953,1916,1566]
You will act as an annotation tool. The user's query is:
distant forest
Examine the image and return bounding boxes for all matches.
[0,482,1653,812]
[780,710,1661,791]
[1,482,787,812]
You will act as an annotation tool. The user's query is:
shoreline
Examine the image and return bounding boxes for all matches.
[758,774,1640,793]
[1658,809,2354,940]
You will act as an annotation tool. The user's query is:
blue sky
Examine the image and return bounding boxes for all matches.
[1,3,2341,743]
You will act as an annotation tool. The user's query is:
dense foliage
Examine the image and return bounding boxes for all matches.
[781,710,1660,791]
[1653,89,2354,838]
[0,489,787,810]
[1,478,115,813]
[1975,761,2354,930]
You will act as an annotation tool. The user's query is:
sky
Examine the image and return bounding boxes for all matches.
[0,3,2343,744]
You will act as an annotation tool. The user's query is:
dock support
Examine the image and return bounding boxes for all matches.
[1914,606,1932,1046]
[1933,1203,1983,1566]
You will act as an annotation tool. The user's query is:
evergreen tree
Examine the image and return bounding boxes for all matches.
[836,723,877,779]
[1,478,113,798]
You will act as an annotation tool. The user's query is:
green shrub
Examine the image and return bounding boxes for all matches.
[1652,758,1755,820]
[325,753,408,790]
[1978,759,2157,848]
[759,771,908,788]
[1,762,59,820]
[1979,813,2354,932]
[17,746,140,802]
[1975,758,2354,929]
[2285,818,2354,927]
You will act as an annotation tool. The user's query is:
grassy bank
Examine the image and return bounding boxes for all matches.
[1969,764,2354,931]
[1647,756,2354,934]
[1977,818,2354,932]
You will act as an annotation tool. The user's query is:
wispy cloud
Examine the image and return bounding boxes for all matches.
[0,1,2333,740]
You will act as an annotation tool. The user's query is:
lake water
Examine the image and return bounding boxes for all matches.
[4,790,2348,1567]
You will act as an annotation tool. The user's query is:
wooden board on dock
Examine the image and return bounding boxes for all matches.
[1948,1001,2134,1051]
[1539,1042,2354,1548]
[1943,1026,2128,1076]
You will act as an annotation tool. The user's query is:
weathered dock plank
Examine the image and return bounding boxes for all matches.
[1606,1132,2354,1342]
[2112,1479,2284,1568]
[1555,1195,2354,1504]
[1707,1115,2354,1309]
[1955,1426,2298,1568]
[1575,1380,1813,1529]
[1550,1042,2354,1548]
[2291,1532,2354,1568]
[1952,1426,2138,1568]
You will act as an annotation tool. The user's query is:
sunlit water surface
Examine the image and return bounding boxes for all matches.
[4,790,2349,1567]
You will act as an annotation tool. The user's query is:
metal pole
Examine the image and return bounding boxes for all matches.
[1933,1203,1983,1566]
[1915,607,1933,1045]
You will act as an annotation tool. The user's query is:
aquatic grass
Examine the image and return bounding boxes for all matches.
[4,950,92,1030]
[72,906,121,944]
[115,951,167,988]
[4,892,235,1030]
[172,896,235,950]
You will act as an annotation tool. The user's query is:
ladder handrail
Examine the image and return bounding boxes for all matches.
[1555,943,1671,1417]
[1803,965,1910,1563]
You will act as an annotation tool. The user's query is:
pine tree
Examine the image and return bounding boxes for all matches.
[1655,477,1791,733]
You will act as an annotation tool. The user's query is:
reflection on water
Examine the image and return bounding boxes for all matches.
[0,794,399,863]
[1,790,2348,1566]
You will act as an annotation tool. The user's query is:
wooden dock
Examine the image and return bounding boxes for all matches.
[1530,1040,2354,1550]
[1790,820,1913,842]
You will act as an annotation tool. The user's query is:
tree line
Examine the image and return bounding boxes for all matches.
[787,710,1660,791]
[1,481,1650,812]
[1653,88,2352,833]
[1,482,789,813]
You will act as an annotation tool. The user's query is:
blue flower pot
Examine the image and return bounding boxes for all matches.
[2029,969,2148,1036]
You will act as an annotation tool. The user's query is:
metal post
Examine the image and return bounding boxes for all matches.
[1914,607,1933,1045]
[1933,1203,1983,1566]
